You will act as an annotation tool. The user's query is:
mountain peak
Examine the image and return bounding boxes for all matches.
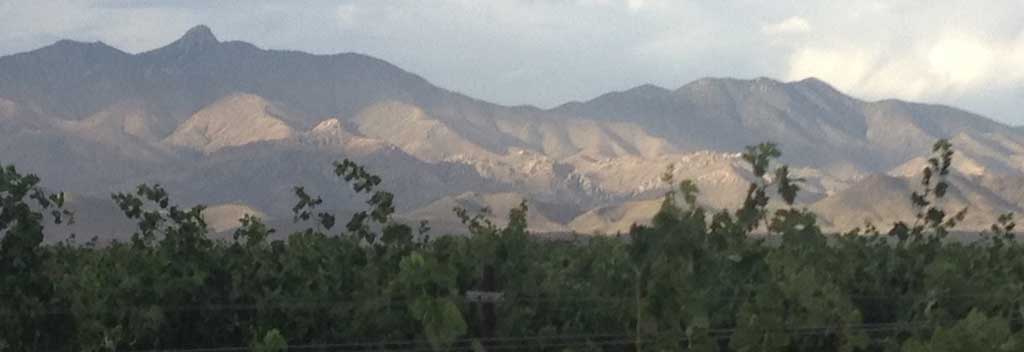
[577,83,671,105]
[143,25,219,57]
[791,77,842,93]
[180,25,218,45]
[796,77,827,86]
[22,39,129,64]
[753,76,783,84]
[625,83,671,95]
[44,39,123,53]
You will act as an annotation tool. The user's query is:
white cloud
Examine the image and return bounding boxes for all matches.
[787,47,877,92]
[626,0,646,12]
[1004,31,1024,81]
[336,4,358,28]
[762,16,811,35]
[786,31,1024,103]
[926,33,995,87]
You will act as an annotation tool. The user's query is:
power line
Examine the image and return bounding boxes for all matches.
[12,289,1023,317]
[127,335,631,352]
[125,319,1002,352]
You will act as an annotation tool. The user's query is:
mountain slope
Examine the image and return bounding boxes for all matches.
[2,25,1023,239]
[401,192,570,234]
[811,174,1022,231]
[568,198,663,235]
[555,77,1024,176]
[165,94,298,153]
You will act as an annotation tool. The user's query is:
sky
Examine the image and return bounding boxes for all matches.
[1,0,1022,124]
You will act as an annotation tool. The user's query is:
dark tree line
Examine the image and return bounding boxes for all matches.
[1,140,1022,351]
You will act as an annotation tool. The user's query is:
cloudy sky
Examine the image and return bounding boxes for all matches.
[1,0,1022,124]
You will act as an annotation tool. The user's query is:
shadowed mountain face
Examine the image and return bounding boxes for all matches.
[555,77,1022,173]
[0,25,445,134]
[3,25,1023,240]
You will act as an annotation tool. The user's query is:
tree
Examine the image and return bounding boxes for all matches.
[0,164,70,351]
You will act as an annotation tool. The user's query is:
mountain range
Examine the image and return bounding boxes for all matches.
[3,25,1023,241]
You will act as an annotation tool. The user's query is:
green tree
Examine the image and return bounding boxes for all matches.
[0,164,70,351]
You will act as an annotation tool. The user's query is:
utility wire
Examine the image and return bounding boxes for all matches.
[126,318,1011,352]
[13,289,1022,317]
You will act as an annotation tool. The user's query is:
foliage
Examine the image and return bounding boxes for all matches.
[0,164,71,351]
[1,140,1022,351]
[251,329,287,352]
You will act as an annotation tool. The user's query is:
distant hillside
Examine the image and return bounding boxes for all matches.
[2,25,1023,239]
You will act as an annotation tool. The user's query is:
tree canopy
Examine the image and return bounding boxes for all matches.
[0,140,1021,351]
